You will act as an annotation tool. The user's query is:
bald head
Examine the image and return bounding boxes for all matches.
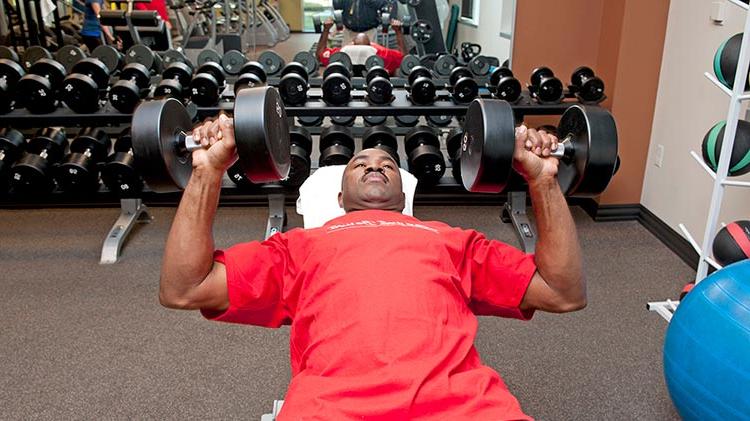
[353,33,371,45]
[338,148,405,213]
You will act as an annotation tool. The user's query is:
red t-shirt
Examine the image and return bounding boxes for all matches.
[320,44,404,75]
[134,0,169,24]
[205,209,537,420]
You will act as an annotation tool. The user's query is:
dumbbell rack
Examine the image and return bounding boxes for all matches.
[647,0,750,322]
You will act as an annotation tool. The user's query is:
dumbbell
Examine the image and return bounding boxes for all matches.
[162,49,191,68]
[278,62,309,106]
[528,66,563,103]
[100,128,143,196]
[404,126,445,185]
[330,115,356,126]
[399,54,421,77]
[108,63,151,113]
[21,46,53,70]
[362,125,400,165]
[489,67,522,103]
[408,66,436,105]
[0,128,26,193]
[426,114,453,127]
[446,127,464,183]
[364,55,385,73]
[10,127,68,193]
[55,45,87,74]
[329,51,353,75]
[154,61,194,102]
[293,51,319,76]
[569,66,605,103]
[298,116,324,127]
[221,50,248,75]
[131,86,290,192]
[54,127,112,193]
[0,58,26,113]
[92,45,124,75]
[364,115,387,126]
[284,127,313,187]
[366,65,393,105]
[189,61,226,106]
[234,61,267,94]
[258,50,285,76]
[319,125,355,166]
[60,57,114,113]
[17,58,67,113]
[125,44,163,75]
[322,62,352,105]
[433,54,458,78]
[460,99,619,197]
[395,115,419,127]
[448,66,478,103]
[0,46,19,62]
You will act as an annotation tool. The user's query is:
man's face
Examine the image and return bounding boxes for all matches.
[339,148,405,212]
[353,33,371,45]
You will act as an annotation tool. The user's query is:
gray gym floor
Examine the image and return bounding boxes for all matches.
[0,204,684,420]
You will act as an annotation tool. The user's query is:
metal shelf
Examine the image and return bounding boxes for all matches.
[704,73,750,101]
[728,0,749,11]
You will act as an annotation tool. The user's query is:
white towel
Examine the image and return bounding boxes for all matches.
[296,165,417,229]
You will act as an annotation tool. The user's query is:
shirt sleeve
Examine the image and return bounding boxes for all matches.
[465,231,537,320]
[319,47,340,67]
[378,47,403,75]
[201,234,293,327]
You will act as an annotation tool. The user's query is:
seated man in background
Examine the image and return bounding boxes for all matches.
[316,17,407,75]
[159,113,586,419]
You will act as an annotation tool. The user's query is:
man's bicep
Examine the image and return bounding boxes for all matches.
[519,271,566,313]
[191,261,229,312]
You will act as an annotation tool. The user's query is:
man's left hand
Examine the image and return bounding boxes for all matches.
[391,19,402,32]
[512,125,559,182]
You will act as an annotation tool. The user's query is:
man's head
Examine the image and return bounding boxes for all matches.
[338,148,405,213]
[352,33,371,45]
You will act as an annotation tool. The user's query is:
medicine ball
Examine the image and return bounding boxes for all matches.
[713,33,750,90]
[712,220,750,266]
[663,259,750,420]
[701,119,750,176]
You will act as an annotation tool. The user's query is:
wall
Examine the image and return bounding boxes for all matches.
[447,0,514,63]
[641,1,750,247]
[279,0,304,32]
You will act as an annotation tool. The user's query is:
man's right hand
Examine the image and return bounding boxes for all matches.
[323,18,335,31]
[191,113,238,174]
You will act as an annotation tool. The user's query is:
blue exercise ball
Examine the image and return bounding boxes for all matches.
[663,259,750,420]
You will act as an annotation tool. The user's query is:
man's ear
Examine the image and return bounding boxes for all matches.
[338,191,344,208]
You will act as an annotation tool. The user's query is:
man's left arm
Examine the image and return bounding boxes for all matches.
[516,126,586,313]
[391,19,408,55]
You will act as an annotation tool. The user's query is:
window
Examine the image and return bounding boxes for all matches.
[460,0,480,26]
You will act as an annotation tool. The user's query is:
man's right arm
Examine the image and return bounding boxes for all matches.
[159,115,236,312]
[316,19,335,61]
[391,20,407,55]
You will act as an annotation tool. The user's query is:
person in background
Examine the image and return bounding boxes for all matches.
[80,0,118,51]
[134,0,173,30]
[335,0,396,43]
[316,17,407,75]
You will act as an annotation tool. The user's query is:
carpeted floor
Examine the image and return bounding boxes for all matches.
[0,204,687,420]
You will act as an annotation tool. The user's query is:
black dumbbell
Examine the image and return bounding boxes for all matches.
[10,127,68,193]
[319,125,355,166]
[427,114,453,127]
[0,128,26,193]
[446,127,464,183]
[125,44,163,75]
[92,45,124,74]
[330,115,356,126]
[364,115,387,126]
[109,63,151,113]
[162,48,191,69]
[298,115,324,127]
[0,46,20,63]
[189,61,226,106]
[54,127,111,193]
[154,61,194,101]
[284,126,313,187]
[489,67,522,103]
[405,125,445,185]
[366,65,393,105]
[17,58,67,113]
[322,62,352,105]
[60,57,113,113]
[234,61,267,94]
[529,66,563,103]
[448,66,478,103]
[21,46,53,70]
[278,61,309,106]
[221,50,248,75]
[0,58,26,113]
[395,115,419,127]
[101,128,143,197]
[362,125,400,165]
[227,159,254,188]
[55,45,87,74]
[570,66,605,103]
[408,66,436,105]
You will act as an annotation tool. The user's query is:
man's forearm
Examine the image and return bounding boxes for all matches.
[528,176,585,303]
[394,31,407,55]
[316,31,330,59]
[159,167,223,302]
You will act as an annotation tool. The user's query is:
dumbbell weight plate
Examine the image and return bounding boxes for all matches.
[367,76,393,104]
[298,115,324,126]
[364,115,387,126]
[281,62,309,80]
[72,58,110,88]
[331,115,356,126]
[0,59,25,87]
[22,46,52,69]
[0,46,19,62]
[571,66,595,86]
[449,66,472,86]
[189,73,221,106]
[258,50,285,76]
[555,105,618,197]
[460,99,516,193]
[293,51,318,75]
[365,55,385,71]
[446,128,464,183]
[329,51,352,72]
[163,61,193,87]
[322,74,351,105]
[427,114,453,127]
[453,77,478,103]
[55,45,86,73]
[407,65,431,86]
[17,75,57,114]
[410,20,433,44]
[92,45,123,73]
[495,77,522,102]
[468,56,490,76]
[434,54,457,77]
[162,49,190,67]
[279,73,308,105]
[196,49,222,66]
[155,78,184,100]
[395,115,419,127]
[530,66,554,87]
[235,72,264,94]
[221,50,247,75]
[400,54,420,76]
[410,77,435,105]
[366,66,389,84]
[240,61,267,83]
[102,153,143,196]
[490,67,513,86]
[61,74,101,113]
[227,160,253,188]
[284,127,313,187]
[408,144,445,185]
[537,77,564,103]
[126,45,158,71]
